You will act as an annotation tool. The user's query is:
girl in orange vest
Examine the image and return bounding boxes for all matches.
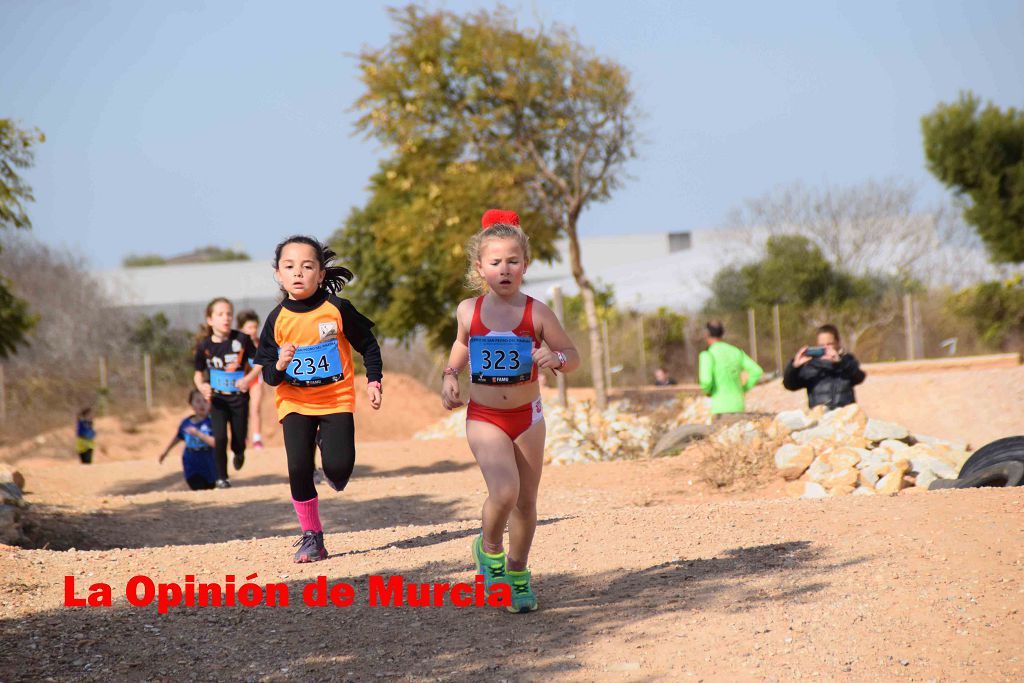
[254,236,383,563]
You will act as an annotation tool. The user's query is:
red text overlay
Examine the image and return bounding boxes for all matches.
[64,574,511,613]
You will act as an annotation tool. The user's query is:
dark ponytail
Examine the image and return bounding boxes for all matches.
[272,235,354,298]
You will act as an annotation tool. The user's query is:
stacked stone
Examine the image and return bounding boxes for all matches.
[0,465,27,545]
[545,400,658,464]
[771,404,970,498]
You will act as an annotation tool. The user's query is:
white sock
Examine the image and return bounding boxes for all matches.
[253,432,262,441]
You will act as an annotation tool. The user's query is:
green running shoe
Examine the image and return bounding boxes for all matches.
[472,535,507,590]
[506,568,538,613]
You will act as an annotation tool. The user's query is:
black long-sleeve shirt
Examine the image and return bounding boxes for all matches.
[253,288,382,416]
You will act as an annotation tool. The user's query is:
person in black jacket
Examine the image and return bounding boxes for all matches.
[783,324,866,410]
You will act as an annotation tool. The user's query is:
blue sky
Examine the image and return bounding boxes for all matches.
[2,1,1022,267]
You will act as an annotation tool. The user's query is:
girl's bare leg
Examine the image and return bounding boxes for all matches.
[466,419,519,551]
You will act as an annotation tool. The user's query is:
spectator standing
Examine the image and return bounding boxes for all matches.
[783,324,866,410]
[697,320,763,415]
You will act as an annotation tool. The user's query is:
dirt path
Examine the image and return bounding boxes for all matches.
[1,369,1023,681]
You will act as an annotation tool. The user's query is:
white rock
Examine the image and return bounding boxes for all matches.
[878,439,909,453]
[858,468,880,488]
[852,486,875,496]
[820,403,865,428]
[776,410,816,432]
[800,482,829,499]
[806,457,832,483]
[864,419,910,442]
[909,454,958,480]
[856,450,890,471]
[912,433,969,452]
[915,468,939,490]
[774,444,815,471]
[875,470,906,494]
[792,424,840,445]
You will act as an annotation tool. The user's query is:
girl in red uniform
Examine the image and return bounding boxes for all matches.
[441,210,580,612]
[255,236,382,563]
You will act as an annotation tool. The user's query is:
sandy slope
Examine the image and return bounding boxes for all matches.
[746,365,1024,449]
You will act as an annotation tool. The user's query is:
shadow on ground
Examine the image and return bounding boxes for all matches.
[23,491,471,551]
[97,460,474,497]
[101,472,292,496]
[0,540,859,680]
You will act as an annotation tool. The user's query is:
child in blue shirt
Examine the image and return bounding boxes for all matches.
[75,406,96,464]
[158,389,219,490]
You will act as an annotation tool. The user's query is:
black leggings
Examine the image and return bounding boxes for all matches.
[283,412,355,501]
[78,450,93,464]
[211,395,249,480]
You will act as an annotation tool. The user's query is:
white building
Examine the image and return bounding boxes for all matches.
[99,225,1004,329]
[100,230,733,327]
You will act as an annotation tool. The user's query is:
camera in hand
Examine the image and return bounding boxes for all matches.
[804,346,826,358]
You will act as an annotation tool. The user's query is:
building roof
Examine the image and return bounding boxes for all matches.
[98,226,1008,320]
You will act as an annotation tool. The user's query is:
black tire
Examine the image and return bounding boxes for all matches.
[928,461,1024,490]
[957,436,1024,478]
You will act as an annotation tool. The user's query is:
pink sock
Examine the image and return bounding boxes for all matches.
[292,497,322,532]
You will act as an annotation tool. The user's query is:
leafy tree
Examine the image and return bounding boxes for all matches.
[123,253,167,267]
[0,119,44,357]
[556,283,615,327]
[190,246,249,263]
[708,236,837,310]
[948,275,1024,349]
[0,119,44,231]
[332,142,557,347]
[123,245,250,268]
[349,4,639,408]
[129,313,193,366]
[922,92,1024,263]
[0,276,36,358]
[706,235,913,351]
[642,306,689,371]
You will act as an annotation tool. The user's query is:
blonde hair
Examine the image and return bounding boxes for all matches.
[464,223,531,292]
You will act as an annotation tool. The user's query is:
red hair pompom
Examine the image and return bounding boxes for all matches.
[481,209,520,230]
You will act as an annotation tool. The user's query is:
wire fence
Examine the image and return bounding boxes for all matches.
[0,352,193,445]
[364,289,1005,396]
[558,290,1002,388]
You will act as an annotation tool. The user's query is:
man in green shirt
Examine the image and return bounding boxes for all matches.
[698,320,763,415]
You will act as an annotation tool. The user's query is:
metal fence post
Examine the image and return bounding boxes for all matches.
[551,286,568,407]
[638,315,648,386]
[903,294,915,361]
[602,318,612,390]
[772,304,783,373]
[747,308,758,363]
[144,353,153,411]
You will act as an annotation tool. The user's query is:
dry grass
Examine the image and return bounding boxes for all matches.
[697,417,783,490]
